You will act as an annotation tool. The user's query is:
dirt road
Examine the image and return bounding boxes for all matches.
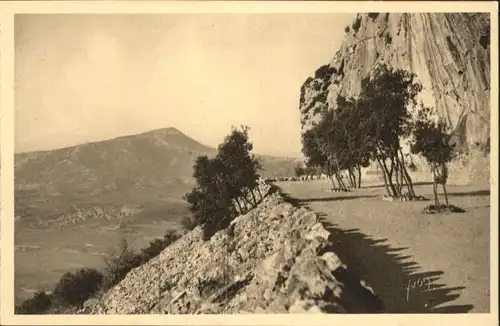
[278,179,491,313]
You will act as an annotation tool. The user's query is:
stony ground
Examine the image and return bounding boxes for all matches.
[277,178,491,313]
[88,188,384,314]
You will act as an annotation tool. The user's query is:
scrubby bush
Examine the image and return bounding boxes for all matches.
[15,291,52,314]
[314,64,335,80]
[293,162,306,177]
[139,230,180,261]
[352,15,362,33]
[368,13,379,20]
[52,268,104,309]
[184,126,261,240]
[345,25,350,33]
[102,238,142,289]
[181,215,198,231]
[102,229,179,290]
[410,105,457,210]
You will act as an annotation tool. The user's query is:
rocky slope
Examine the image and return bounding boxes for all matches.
[299,13,490,152]
[87,187,384,314]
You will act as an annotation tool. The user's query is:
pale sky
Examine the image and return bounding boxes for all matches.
[15,13,354,156]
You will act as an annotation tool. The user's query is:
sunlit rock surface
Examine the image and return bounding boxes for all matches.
[88,190,383,314]
[299,13,490,152]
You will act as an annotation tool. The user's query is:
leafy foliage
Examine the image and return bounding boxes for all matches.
[184,126,262,240]
[103,229,181,289]
[357,64,422,157]
[52,268,104,308]
[410,105,456,208]
[102,237,142,289]
[302,64,424,197]
[410,105,456,166]
[15,291,53,314]
[293,161,306,177]
[301,100,364,190]
[139,230,181,262]
[352,15,362,33]
[181,214,198,231]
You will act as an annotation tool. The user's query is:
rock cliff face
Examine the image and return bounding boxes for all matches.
[299,13,490,152]
[87,189,383,314]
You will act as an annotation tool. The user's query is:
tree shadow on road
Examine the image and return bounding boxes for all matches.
[277,188,377,205]
[361,181,434,189]
[276,184,475,313]
[447,189,490,197]
[319,216,473,313]
[299,195,378,203]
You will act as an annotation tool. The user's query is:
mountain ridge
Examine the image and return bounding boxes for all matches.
[14,126,299,226]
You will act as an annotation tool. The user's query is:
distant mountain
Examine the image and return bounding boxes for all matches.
[14,127,298,224]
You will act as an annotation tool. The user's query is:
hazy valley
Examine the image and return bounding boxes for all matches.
[14,127,298,303]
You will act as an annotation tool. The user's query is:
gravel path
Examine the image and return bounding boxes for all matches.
[278,179,490,313]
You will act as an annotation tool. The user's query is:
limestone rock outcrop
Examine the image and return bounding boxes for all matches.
[87,191,384,314]
[299,13,490,152]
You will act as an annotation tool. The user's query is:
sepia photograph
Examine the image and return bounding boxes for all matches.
[0,1,497,325]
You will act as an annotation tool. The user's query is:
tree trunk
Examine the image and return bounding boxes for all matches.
[399,149,415,198]
[330,174,337,189]
[347,169,355,188]
[431,165,441,208]
[433,181,439,206]
[440,163,449,206]
[335,172,347,191]
[382,158,397,196]
[394,158,402,194]
[376,157,391,197]
[240,193,253,209]
[389,156,403,197]
[350,168,357,188]
[256,186,263,201]
[397,158,405,194]
[442,183,449,206]
[234,198,244,214]
[400,164,405,194]
[357,164,362,188]
[249,189,257,206]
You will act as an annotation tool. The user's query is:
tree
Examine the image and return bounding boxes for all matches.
[15,291,52,314]
[410,105,456,209]
[334,96,372,188]
[52,268,104,309]
[293,161,306,177]
[355,64,422,198]
[184,155,237,240]
[301,64,424,198]
[139,230,181,263]
[102,237,142,289]
[183,125,261,240]
[216,125,262,206]
[302,110,349,191]
[301,96,371,190]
